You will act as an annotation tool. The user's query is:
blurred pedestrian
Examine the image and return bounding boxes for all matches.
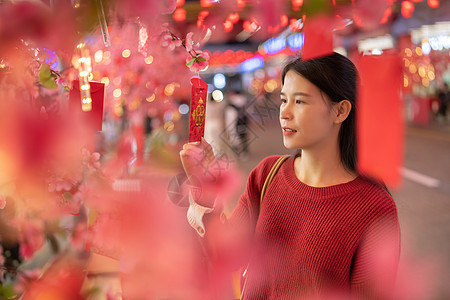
[225,89,249,158]
[180,53,400,299]
[437,83,449,121]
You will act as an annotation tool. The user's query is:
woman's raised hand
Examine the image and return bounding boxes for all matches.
[179,138,218,207]
[179,138,215,180]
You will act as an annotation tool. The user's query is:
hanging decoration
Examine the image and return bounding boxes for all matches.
[96,0,111,47]
[189,78,208,143]
[73,43,93,112]
[138,23,149,57]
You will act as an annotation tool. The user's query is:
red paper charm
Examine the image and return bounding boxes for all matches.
[301,16,334,61]
[189,77,208,143]
[69,80,105,132]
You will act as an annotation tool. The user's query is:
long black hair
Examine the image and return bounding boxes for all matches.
[281,52,358,173]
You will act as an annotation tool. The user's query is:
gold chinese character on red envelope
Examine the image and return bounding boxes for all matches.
[189,78,208,143]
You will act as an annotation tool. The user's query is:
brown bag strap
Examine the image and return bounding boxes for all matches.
[240,155,290,300]
[260,155,290,206]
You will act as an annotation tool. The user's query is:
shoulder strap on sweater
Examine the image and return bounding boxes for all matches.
[239,154,290,300]
[260,155,290,206]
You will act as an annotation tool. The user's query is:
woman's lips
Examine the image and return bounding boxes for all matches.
[282,127,297,136]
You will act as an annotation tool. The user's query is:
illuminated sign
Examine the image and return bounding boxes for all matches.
[262,33,304,54]
[263,36,287,55]
[240,55,264,72]
[287,33,304,51]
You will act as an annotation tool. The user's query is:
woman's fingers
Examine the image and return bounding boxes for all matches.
[179,138,216,179]
[201,137,215,163]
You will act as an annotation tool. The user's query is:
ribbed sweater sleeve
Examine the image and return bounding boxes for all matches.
[350,190,401,300]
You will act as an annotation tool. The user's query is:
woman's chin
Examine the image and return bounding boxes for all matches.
[283,142,299,150]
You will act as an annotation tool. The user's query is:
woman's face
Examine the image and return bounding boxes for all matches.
[280,70,338,150]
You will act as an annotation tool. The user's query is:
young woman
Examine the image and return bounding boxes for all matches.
[180,52,400,300]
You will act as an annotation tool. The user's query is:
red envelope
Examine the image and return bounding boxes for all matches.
[356,53,404,187]
[188,78,208,143]
[69,80,105,132]
[302,16,334,61]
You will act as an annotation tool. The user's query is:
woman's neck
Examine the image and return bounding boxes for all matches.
[294,145,357,187]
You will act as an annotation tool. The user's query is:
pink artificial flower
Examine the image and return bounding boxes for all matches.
[72,183,88,204]
[14,268,41,295]
[162,33,182,51]
[0,194,6,209]
[47,176,74,193]
[186,51,210,73]
[18,220,45,260]
[185,32,194,53]
[82,148,101,170]
[70,222,89,251]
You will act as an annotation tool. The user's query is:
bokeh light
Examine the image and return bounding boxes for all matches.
[211,90,224,102]
[122,49,131,58]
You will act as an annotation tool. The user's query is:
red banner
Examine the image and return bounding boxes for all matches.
[69,80,105,132]
[357,53,404,187]
[302,16,334,61]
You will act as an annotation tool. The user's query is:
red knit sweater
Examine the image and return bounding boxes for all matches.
[202,155,400,300]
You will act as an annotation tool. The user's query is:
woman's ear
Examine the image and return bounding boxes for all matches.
[333,100,352,124]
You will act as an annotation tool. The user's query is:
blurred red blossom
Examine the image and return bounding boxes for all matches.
[20,255,87,300]
[253,0,286,35]
[0,1,82,58]
[115,0,176,22]
[82,148,101,171]
[16,219,45,260]
[46,175,77,193]
[70,222,90,252]
[14,269,42,295]
[84,176,204,299]
[351,0,392,29]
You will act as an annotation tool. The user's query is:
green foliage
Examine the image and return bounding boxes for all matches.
[38,63,58,89]
[302,0,334,16]
[186,57,196,67]
[0,283,17,299]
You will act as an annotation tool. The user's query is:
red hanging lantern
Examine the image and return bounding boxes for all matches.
[197,10,209,28]
[172,8,186,22]
[236,0,246,8]
[280,14,289,27]
[200,0,213,8]
[292,0,303,7]
[228,12,240,24]
[176,0,185,7]
[223,20,233,32]
[243,20,253,32]
[428,0,439,8]
[401,1,414,18]
[290,18,302,31]
[380,7,392,24]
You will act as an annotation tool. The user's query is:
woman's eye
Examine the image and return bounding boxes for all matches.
[295,99,304,104]
[280,98,287,104]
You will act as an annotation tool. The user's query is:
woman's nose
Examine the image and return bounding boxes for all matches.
[280,103,292,120]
